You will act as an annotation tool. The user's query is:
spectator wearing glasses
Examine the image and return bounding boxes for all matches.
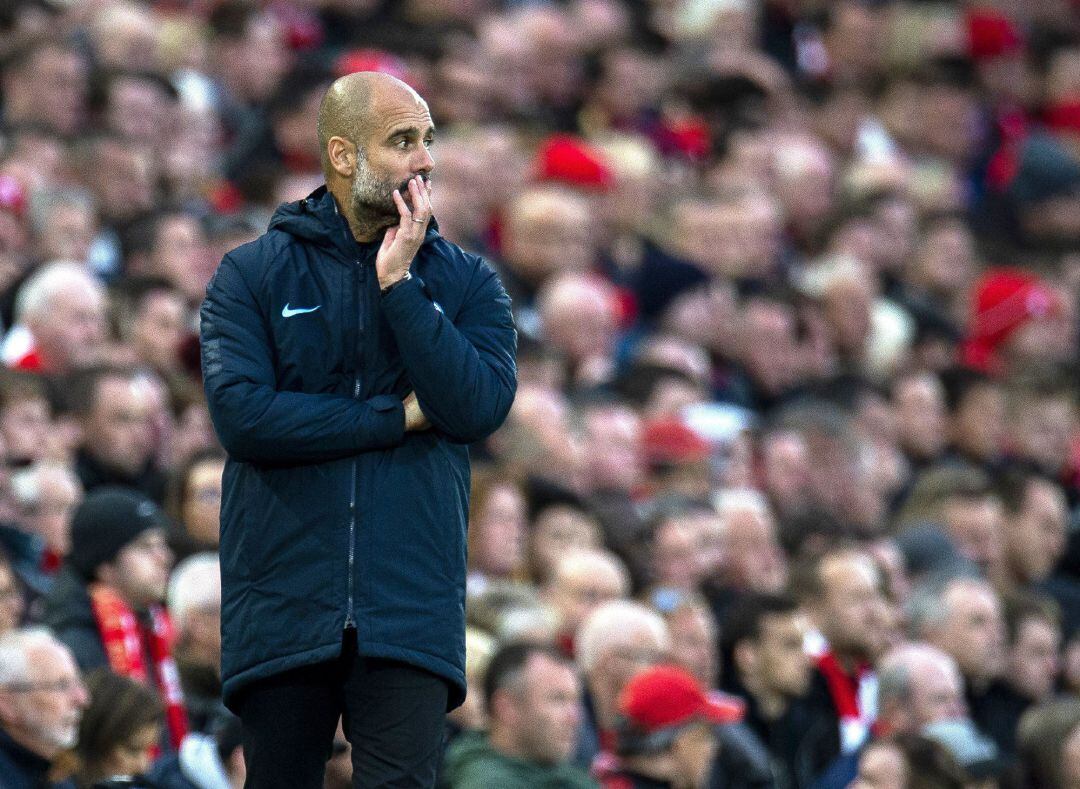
[574,600,671,770]
[0,627,89,789]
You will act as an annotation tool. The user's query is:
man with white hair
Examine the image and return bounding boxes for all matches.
[169,553,223,733]
[2,261,107,375]
[0,627,89,788]
[876,642,967,735]
[543,548,630,657]
[573,599,670,769]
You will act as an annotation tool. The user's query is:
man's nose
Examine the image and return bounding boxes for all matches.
[414,146,434,175]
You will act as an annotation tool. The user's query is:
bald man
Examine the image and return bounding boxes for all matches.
[200,72,517,788]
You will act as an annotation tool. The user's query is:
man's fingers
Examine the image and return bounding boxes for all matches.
[392,188,411,222]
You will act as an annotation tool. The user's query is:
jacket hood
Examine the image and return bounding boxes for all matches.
[268,185,441,262]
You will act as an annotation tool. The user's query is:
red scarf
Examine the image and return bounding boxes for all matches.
[816,650,874,753]
[89,583,189,749]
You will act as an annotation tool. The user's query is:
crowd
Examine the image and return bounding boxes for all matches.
[0,0,1079,787]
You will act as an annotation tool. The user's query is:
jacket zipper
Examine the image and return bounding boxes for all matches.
[344,257,363,630]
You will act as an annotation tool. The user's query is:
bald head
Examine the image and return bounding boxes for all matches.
[316,71,427,177]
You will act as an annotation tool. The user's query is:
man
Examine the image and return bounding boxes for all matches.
[909,575,1009,751]
[543,549,630,657]
[67,366,165,503]
[2,261,107,375]
[575,600,672,769]
[41,487,185,748]
[443,642,596,789]
[793,548,890,773]
[200,71,517,787]
[168,552,223,733]
[0,627,89,789]
[875,643,967,737]
[721,593,816,789]
[602,665,730,789]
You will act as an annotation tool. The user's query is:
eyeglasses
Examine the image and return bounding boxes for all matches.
[1,677,85,694]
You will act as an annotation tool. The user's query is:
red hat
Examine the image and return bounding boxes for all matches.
[533,134,614,191]
[619,665,743,735]
[0,175,27,220]
[642,418,710,466]
[960,267,1058,373]
[967,9,1024,61]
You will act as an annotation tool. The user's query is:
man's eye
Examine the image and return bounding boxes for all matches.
[396,139,409,149]
[423,138,434,148]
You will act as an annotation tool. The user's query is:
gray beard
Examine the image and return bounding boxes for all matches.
[349,157,399,223]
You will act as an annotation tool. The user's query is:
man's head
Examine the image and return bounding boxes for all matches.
[576,600,671,726]
[0,41,88,136]
[483,642,581,765]
[317,72,435,230]
[724,593,812,704]
[796,547,888,662]
[1004,593,1061,703]
[713,489,786,594]
[14,262,106,374]
[940,367,1005,463]
[891,371,948,462]
[544,548,629,638]
[168,553,221,673]
[10,461,82,556]
[615,665,728,788]
[67,487,174,610]
[997,466,1068,584]
[876,642,966,735]
[655,592,718,689]
[910,576,1006,687]
[581,401,643,493]
[502,187,595,286]
[0,628,88,759]
[651,508,709,592]
[69,367,154,476]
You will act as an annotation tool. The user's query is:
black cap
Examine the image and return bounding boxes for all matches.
[68,487,169,580]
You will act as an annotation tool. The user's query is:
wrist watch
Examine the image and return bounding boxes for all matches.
[380,270,412,296]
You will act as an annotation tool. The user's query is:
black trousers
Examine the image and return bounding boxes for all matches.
[237,629,449,789]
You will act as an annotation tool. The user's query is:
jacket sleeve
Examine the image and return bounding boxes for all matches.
[380,258,517,444]
[200,252,406,464]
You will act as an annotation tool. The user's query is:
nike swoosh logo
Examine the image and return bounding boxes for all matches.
[282,304,321,318]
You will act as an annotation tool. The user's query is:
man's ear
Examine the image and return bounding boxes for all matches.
[327,137,356,178]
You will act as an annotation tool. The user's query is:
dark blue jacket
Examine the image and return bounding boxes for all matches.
[200,186,516,710]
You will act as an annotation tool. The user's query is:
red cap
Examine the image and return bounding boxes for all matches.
[967,9,1024,61]
[619,665,743,733]
[960,267,1058,373]
[0,175,27,220]
[533,134,614,191]
[643,418,710,466]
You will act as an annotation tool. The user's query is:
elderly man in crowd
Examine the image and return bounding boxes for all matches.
[0,627,89,788]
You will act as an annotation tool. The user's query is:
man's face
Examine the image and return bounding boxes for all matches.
[953,384,1005,461]
[350,90,435,222]
[549,561,625,636]
[1007,479,1067,583]
[0,642,88,757]
[0,565,23,633]
[908,659,965,729]
[107,528,174,610]
[943,495,1005,572]
[815,553,883,660]
[724,509,785,593]
[757,612,812,698]
[937,582,1005,684]
[654,517,707,591]
[29,47,88,135]
[33,285,106,373]
[668,607,717,689]
[893,375,947,460]
[0,396,51,465]
[82,376,153,475]
[132,290,189,372]
[514,654,582,764]
[1008,616,1060,702]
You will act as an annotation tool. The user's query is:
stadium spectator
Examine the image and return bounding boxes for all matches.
[41,488,185,748]
[543,549,630,657]
[73,668,164,787]
[721,592,816,788]
[443,642,596,789]
[167,553,222,734]
[575,600,671,769]
[0,627,88,788]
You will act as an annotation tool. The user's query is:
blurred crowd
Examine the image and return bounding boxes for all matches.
[1,0,1080,787]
